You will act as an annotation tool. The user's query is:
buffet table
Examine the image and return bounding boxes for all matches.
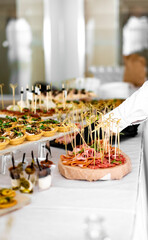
[0,125,147,240]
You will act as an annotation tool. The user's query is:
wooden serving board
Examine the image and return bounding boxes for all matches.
[0,193,30,216]
[58,150,132,181]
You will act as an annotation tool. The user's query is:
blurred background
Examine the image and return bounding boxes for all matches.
[0,0,148,94]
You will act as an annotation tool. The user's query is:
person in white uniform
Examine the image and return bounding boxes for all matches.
[104,81,148,133]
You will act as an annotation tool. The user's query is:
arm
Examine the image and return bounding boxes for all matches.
[104,81,148,133]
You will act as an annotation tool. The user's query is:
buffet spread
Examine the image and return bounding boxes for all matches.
[0,83,136,215]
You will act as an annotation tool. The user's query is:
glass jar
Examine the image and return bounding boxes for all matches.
[37,167,51,191]
[9,167,20,190]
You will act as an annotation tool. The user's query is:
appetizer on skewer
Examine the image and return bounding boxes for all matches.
[20,160,36,193]
[17,153,27,173]
[59,144,131,181]
[9,154,20,190]
[58,115,132,181]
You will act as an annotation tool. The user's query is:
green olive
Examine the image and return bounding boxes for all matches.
[20,178,30,189]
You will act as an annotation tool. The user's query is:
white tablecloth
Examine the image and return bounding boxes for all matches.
[0,126,147,240]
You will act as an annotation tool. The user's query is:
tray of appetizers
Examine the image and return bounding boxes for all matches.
[0,95,139,155]
[59,144,131,181]
[0,115,74,155]
[58,113,132,181]
[0,131,74,155]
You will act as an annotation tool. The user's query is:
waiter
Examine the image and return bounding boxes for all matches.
[104,81,148,133]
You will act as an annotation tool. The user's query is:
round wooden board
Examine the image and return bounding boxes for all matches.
[58,150,132,181]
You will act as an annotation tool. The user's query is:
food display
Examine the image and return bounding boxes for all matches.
[59,145,131,181]
[0,82,123,120]
[52,88,96,101]
[0,83,136,187]
[0,80,141,238]
[8,152,36,193]
[58,115,132,181]
[20,162,36,193]
[17,153,27,172]
[9,154,20,190]
[0,82,124,125]
[0,115,72,150]
[7,150,55,193]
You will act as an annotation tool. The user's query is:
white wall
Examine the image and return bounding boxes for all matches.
[43,0,85,88]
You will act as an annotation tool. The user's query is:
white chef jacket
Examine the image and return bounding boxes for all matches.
[104,81,148,133]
